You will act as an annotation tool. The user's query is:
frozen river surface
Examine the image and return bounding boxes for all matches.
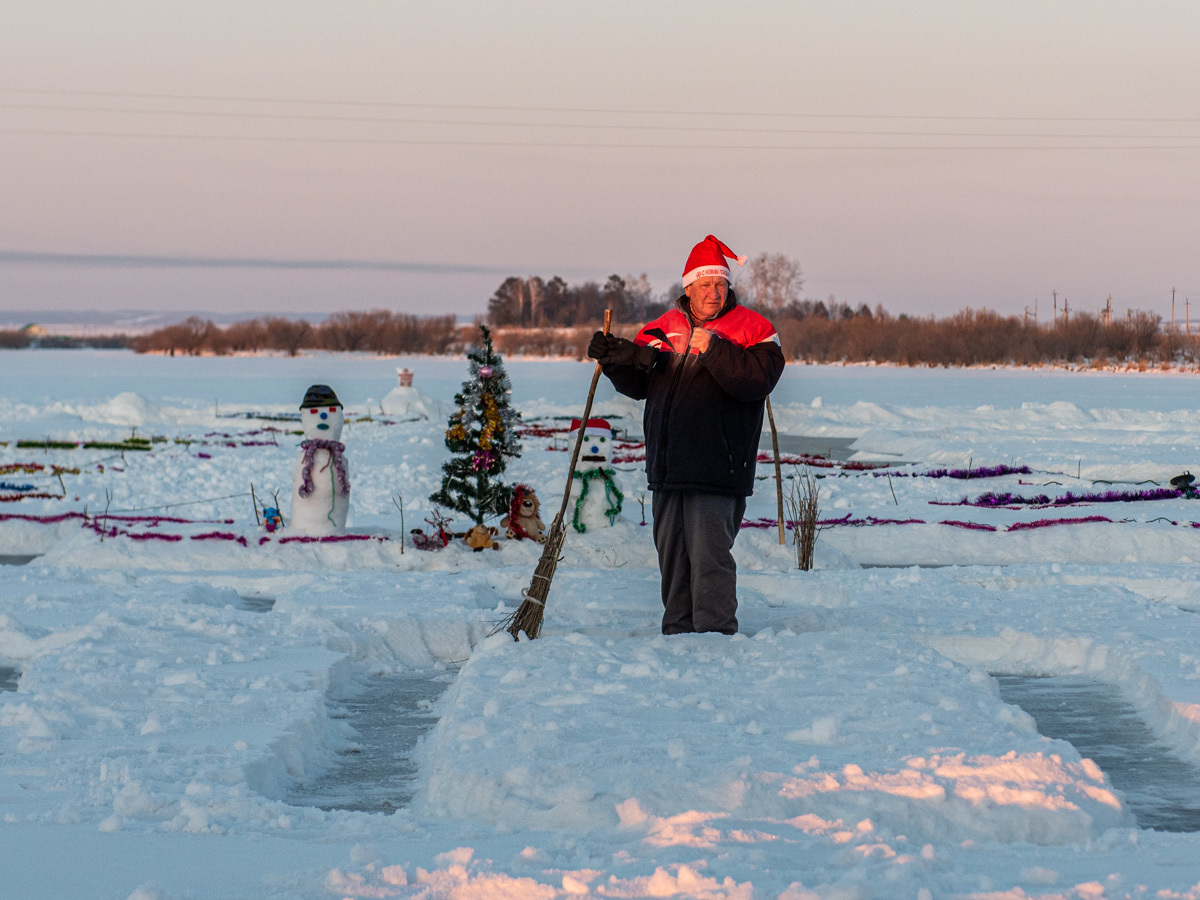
[3,350,1200,898]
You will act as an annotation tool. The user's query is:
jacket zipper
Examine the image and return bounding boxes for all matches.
[654,302,726,485]
[655,321,693,484]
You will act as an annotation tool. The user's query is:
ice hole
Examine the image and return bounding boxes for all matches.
[759,434,857,461]
[0,555,39,566]
[995,674,1200,832]
[286,669,449,813]
[861,563,951,569]
[238,595,276,613]
[0,666,20,692]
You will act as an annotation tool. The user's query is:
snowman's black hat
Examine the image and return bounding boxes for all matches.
[300,384,342,409]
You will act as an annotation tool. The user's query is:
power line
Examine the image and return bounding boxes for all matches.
[2,86,1198,124]
[4,127,1200,151]
[4,102,1198,140]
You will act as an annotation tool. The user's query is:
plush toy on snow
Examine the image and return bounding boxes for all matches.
[463,523,500,551]
[289,384,351,536]
[501,483,546,542]
[567,417,623,532]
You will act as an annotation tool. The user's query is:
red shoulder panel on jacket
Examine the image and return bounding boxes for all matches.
[634,306,777,354]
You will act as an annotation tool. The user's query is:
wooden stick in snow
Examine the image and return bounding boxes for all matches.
[766,396,785,545]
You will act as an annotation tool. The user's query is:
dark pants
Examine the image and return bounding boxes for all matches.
[651,490,747,635]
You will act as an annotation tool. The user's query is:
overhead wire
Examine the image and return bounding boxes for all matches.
[3,87,1199,149]
[3,86,1199,124]
[2,129,1198,152]
[3,102,1199,141]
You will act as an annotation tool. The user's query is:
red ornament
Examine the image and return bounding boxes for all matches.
[479,365,493,378]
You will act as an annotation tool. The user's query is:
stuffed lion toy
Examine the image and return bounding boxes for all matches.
[501,483,547,543]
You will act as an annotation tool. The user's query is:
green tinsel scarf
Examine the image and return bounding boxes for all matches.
[571,468,623,533]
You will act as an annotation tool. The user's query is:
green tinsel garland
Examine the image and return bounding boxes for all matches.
[571,467,623,533]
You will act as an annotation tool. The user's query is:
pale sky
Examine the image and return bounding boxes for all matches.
[2,1,1198,323]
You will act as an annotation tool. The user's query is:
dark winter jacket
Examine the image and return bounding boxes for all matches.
[602,296,784,496]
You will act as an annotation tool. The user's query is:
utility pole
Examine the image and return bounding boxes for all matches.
[1052,290,1058,326]
[1188,297,1191,336]
[1063,297,1069,325]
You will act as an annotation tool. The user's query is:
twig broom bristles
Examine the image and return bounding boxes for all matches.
[498,309,612,640]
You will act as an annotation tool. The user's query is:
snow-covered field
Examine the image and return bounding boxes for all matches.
[5,349,1200,899]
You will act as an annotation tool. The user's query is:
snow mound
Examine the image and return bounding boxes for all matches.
[380,385,445,419]
[79,392,162,426]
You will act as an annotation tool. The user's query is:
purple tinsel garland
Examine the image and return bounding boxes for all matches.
[1008,515,1114,531]
[940,487,1182,508]
[193,531,249,547]
[940,520,997,532]
[264,534,377,545]
[471,449,497,471]
[876,464,1032,480]
[298,439,349,499]
[0,510,402,547]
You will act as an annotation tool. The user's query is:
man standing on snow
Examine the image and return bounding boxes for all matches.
[588,235,784,635]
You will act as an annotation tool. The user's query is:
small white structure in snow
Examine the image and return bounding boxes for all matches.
[381,368,443,419]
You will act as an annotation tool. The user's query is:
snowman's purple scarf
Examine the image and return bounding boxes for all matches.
[298,440,349,498]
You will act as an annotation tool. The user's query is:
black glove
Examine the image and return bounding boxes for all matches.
[587,330,612,361]
[589,332,656,370]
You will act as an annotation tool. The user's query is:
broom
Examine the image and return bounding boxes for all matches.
[500,309,613,640]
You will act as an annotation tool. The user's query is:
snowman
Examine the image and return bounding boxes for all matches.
[289,384,350,536]
[567,417,623,532]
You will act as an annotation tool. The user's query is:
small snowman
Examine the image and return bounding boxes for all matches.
[568,417,623,533]
[289,384,350,536]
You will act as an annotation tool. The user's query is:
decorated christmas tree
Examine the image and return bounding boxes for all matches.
[430,325,522,525]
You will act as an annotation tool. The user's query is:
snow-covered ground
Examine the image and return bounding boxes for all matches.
[5,349,1200,899]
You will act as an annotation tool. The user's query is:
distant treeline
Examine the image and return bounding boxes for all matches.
[496,309,1197,368]
[126,312,461,356]
[11,274,1197,368]
[776,308,1191,367]
[484,272,1196,367]
[0,331,128,350]
[484,272,872,329]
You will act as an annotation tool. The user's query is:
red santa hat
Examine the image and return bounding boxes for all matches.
[568,417,612,438]
[681,235,748,288]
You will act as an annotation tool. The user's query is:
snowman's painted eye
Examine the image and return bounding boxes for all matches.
[308,408,318,414]
[598,436,607,443]
[328,407,338,412]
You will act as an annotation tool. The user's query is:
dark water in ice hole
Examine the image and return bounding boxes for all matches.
[286,671,448,813]
[238,595,275,613]
[0,666,19,692]
[995,675,1200,832]
[0,555,39,566]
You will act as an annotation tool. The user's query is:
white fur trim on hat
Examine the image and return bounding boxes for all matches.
[568,417,612,437]
[682,264,731,288]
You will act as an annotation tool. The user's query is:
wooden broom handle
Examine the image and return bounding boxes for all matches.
[553,310,612,525]
[766,395,785,545]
